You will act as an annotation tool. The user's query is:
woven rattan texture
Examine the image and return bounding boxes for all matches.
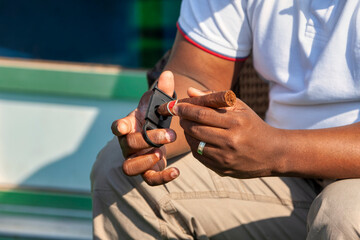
[232,56,269,119]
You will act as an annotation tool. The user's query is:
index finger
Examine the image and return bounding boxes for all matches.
[120,129,176,157]
[123,149,162,176]
[174,103,237,128]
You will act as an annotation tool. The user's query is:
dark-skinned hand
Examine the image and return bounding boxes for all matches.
[111,71,179,186]
[173,88,284,179]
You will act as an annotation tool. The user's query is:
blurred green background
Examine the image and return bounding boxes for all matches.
[0,0,181,68]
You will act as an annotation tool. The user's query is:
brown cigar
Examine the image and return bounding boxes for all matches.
[157,90,236,116]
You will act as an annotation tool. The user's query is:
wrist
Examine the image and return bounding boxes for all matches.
[269,128,291,176]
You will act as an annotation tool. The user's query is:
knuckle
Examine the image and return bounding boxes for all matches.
[194,109,208,121]
[188,125,198,135]
[183,120,198,135]
[222,156,234,169]
[189,124,200,136]
[176,104,185,116]
[124,134,135,149]
[225,136,239,150]
[159,173,166,184]
[148,181,157,186]
[151,130,166,144]
[144,177,157,186]
[216,152,235,170]
[143,172,162,186]
[179,104,194,117]
[231,117,243,126]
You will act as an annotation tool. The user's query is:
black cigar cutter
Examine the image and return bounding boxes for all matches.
[142,83,176,148]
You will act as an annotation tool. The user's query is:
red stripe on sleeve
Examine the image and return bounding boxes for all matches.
[176,22,248,62]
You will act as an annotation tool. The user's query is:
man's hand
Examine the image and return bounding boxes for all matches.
[111,71,180,186]
[173,92,285,178]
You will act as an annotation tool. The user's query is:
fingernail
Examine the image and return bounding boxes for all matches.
[165,130,176,142]
[172,105,179,115]
[170,170,179,178]
[154,151,161,159]
[190,87,201,93]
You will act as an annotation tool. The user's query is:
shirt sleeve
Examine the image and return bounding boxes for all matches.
[177,0,252,61]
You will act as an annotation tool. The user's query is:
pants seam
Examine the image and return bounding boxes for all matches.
[158,218,167,240]
[168,191,312,209]
[157,195,193,237]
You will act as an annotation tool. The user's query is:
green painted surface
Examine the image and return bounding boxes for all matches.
[135,0,163,28]
[0,209,91,221]
[134,0,181,67]
[0,190,91,211]
[0,66,148,100]
[0,190,92,238]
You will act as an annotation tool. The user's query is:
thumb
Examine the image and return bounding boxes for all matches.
[111,113,136,136]
[187,87,214,98]
[157,71,175,97]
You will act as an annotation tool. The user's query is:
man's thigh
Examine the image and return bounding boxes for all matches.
[91,137,317,239]
[307,179,360,240]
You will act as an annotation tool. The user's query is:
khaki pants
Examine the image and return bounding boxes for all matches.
[91,137,360,239]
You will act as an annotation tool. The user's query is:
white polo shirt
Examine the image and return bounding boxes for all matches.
[178,0,360,130]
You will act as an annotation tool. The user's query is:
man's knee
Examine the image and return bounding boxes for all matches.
[307,179,360,240]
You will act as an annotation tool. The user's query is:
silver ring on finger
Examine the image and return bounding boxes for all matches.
[197,141,206,155]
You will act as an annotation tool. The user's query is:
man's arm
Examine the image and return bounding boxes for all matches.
[173,91,360,180]
[163,33,360,180]
[164,31,245,159]
[277,123,360,179]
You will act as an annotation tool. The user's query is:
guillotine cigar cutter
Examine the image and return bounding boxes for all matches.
[142,83,176,148]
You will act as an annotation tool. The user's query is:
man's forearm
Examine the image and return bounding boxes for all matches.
[164,73,208,159]
[277,122,360,179]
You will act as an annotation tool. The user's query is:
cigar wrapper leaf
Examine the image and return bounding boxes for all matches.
[157,90,236,116]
